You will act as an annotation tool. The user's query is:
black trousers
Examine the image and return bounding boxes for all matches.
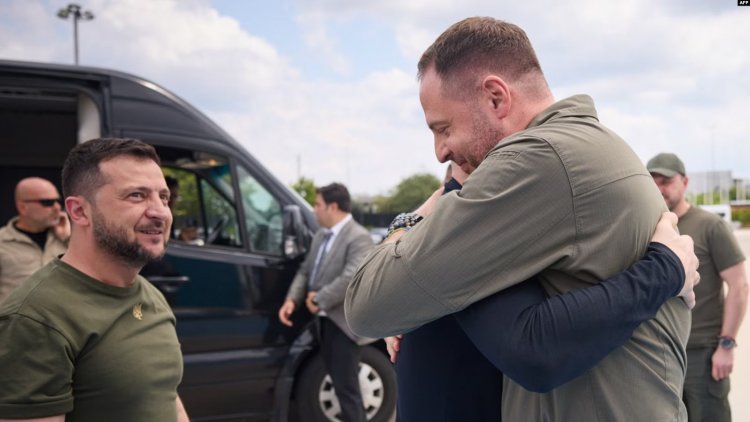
[683,347,731,422]
[320,317,365,422]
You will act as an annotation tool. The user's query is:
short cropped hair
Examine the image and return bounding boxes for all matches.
[317,183,351,213]
[417,17,543,99]
[62,138,161,199]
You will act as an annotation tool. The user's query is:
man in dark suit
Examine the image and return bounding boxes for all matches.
[278,183,374,422]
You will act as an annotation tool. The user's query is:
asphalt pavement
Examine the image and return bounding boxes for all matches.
[727,227,750,420]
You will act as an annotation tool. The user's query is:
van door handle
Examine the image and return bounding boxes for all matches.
[146,275,190,294]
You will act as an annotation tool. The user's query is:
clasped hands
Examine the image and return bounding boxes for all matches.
[305,291,320,314]
[277,291,322,328]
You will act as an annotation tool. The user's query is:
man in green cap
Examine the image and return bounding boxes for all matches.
[648,152,748,422]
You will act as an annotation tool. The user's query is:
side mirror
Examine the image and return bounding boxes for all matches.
[282,205,312,259]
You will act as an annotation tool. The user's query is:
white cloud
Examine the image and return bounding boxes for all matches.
[0,1,68,61]
[212,67,442,195]
[2,0,748,196]
[294,11,351,75]
[75,0,295,112]
[0,0,443,194]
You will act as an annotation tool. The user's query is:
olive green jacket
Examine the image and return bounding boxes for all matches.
[346,95,690,421]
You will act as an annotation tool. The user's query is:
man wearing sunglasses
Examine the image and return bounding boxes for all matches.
[0,177,70,304]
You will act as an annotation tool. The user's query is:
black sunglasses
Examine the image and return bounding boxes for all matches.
[24,198,61,207]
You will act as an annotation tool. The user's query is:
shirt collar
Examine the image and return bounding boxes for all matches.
[328,214,352,239]
[525,94,598,130]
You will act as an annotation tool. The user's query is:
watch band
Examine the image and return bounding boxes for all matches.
[386,212,424,239]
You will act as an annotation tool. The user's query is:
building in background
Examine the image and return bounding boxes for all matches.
[686,171,749,205]
[685,170,750,227]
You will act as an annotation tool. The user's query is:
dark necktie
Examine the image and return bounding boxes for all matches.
[308,230,333,288]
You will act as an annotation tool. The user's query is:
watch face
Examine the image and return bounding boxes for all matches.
[720,337,736,349]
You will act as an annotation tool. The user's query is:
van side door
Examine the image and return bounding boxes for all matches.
[137,140,309,421]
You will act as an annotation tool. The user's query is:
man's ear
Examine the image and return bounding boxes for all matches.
[16,200,28,216]
[65,196,91,227]
[482,75,511,120]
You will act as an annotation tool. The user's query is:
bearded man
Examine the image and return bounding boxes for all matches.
[0,138,189,422]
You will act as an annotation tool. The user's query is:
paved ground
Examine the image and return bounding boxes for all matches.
[727,228,750,420]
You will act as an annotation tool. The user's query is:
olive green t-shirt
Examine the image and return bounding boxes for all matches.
[678,206,745,348]
[0,259,183,421]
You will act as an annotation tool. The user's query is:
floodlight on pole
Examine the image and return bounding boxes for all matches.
[57,3,94,65]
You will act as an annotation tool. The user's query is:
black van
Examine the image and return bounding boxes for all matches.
[0,60,396,422]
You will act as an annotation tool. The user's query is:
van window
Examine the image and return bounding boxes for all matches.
[157,145,282,254]
[236,165,283,255]
[161,156,242,248]
[201,177,241,247]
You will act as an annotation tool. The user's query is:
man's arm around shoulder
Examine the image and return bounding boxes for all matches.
[346,145,574,338]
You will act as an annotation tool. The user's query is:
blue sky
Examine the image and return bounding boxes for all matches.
[1,0,748,195]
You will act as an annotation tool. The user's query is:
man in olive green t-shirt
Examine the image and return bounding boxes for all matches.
[649,152,748,422]
[346,17,691,421]
[0,138,189,422]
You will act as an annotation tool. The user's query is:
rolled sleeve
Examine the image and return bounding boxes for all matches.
[0,314,75,419]
[345,242,449,337]
[708,219,745,272]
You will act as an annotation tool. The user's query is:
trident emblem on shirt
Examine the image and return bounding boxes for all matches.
[132,303,143,320]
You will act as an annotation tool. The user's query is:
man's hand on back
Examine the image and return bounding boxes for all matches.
[650,212,700,308]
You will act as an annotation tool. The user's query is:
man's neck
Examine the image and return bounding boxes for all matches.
[511,81,555,132]
[328,212,350,229]
[14,218,47,234]
[673,199,691,218]
[61,238,141,288]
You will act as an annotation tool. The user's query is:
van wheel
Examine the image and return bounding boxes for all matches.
[295,346,396,422]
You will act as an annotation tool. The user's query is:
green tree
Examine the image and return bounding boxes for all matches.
[291,176,316,206]
[162,168,201,221]
[377,173,441,213]
[729,185,750,201]
[733,208,750,227]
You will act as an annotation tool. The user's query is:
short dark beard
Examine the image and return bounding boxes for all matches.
[92,210,164,268]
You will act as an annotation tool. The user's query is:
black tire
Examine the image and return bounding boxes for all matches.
[295,345,396,422]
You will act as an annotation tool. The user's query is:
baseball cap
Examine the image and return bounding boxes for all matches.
[647,153,685,177]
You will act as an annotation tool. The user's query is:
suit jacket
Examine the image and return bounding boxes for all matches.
[287,218,374,344]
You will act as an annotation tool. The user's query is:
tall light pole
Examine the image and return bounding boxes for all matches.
[57,4,94,65]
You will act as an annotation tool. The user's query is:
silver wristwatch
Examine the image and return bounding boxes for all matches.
[718,336,737,350]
